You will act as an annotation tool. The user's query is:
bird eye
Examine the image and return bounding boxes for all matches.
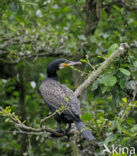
[65,60,70,63]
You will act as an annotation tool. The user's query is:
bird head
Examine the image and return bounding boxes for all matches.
[47,59,82,78]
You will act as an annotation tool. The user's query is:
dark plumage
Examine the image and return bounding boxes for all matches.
[39,59,95,140]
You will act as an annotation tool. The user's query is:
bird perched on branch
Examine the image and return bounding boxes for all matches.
[39,59,95,140]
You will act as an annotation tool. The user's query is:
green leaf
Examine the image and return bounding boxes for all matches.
[119,78,126,89]
[104,134,118,145]
[64,97,68,102]
[113,5,121,11]
[80,59,87,63]
[90,36,97,43]
[122,97,127,103]
[100,74,117,86]
[119,68,131,76]
[121,137,130,145]
[133,61,137,67]
[81,113,93,121]
[130,125,137,133]
[108,44,118,54]
[125,118,136,126]
[116,120,122,133]
[91,79,99,91]
[78,35,86,41]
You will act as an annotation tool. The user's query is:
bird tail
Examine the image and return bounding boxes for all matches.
[74,121,95,141]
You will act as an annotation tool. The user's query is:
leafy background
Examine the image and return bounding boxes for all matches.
[0,0,137,155]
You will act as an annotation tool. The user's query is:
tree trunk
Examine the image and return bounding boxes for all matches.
[18,65,27,156]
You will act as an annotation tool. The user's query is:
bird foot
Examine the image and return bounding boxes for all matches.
[64,129,70,140]
[64,129,70,135]
[50,129,64,138]
[55,129,64,134]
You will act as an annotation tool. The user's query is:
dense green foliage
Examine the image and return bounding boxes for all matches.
[0,0,137,155]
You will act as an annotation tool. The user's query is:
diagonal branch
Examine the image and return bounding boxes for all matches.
[74,43,130,97]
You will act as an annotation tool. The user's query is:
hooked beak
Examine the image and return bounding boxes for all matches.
[59,61,82,69]
[67,61,82,66]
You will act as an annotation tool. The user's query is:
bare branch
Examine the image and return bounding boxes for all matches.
[16,123,64,137]
[40,111,57,127]
[0,130,49,135]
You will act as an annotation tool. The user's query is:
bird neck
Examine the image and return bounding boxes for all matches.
[47,72,58,81]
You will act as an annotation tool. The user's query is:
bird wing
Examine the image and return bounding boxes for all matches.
[61,84,81,116]
[39,78,80,117]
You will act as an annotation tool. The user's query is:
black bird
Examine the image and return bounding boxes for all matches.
[39,59,95,140]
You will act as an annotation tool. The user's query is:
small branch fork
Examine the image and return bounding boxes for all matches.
[0,97,71,137]
[40,98,70,127]
[0,42,136,137]
[0,107,64,137]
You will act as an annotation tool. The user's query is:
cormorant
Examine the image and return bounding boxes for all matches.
[39,59,95,140]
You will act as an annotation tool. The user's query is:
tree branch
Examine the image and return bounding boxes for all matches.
[0,107,64,137]
[0,36,77,64]
[1,42,136,140]
[0,49,73,64]
[74,43,130,97]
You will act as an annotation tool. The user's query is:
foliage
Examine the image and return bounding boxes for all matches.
[0,0,137,156]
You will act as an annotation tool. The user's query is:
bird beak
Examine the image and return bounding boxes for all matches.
[67,61,82,66]
[59,61,82,69]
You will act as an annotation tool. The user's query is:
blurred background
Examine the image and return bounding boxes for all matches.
[0,0,137,155]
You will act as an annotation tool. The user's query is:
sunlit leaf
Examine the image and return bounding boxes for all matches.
[119,68,131,76]
[108,44,118,54]
[100,74,117,86]
[122,97,127,103]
